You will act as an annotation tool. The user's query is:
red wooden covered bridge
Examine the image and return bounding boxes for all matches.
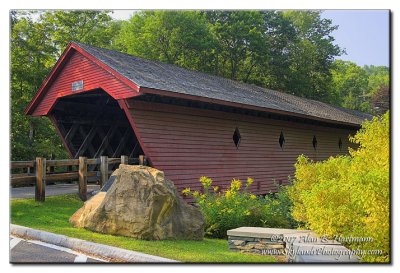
[25,42,371,195]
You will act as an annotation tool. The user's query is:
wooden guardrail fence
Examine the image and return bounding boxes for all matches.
[10,155,146,202]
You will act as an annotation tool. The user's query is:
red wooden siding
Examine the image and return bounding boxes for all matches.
[31,49,137,116]
[127,99,357,195]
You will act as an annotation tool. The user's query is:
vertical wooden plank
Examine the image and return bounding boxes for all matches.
[78,157,87,201]
[121,155,129,165]
[35,157,46,202]
[100,156,108,188]
[139,155,144,166]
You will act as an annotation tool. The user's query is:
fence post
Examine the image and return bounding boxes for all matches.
[100,156,108,188]
[35,157,46,202]
[78,156,87,201]
[139,155,144,166]
[121,155,129,165]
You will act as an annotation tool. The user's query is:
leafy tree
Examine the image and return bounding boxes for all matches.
[253,11,297,90]
[288,112,390,262]
[329,60,390,113]
[330,60,370,111]
[282,11,342,102]
[204,11,267,80]
[364,65,389,95]
[114,11,215,73]
[204,10,342,102]
[39,10,120,56]
[11,12,63,160]
[371,85,389,115]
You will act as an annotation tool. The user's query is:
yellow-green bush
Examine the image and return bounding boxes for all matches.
[288,112,389,262]
[184,176,296,238]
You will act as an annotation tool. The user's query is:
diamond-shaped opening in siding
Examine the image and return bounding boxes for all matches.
[233,127,241,148]
[338,137,343,150]
[279,131,285,149]
[312,135,317,150]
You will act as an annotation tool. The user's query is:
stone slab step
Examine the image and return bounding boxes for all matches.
[290,243,360,263]
[227,227,360,263]
[227,227,312,239]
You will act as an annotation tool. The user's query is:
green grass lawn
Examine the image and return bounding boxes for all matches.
[10,194,276,263]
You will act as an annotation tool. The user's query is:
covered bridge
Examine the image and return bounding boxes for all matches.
[25,42,371,195]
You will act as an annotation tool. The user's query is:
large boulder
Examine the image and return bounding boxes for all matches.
[70,165,204,240]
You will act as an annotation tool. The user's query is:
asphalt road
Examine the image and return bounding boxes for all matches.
[10,236,106,263]
[11,184,100,199]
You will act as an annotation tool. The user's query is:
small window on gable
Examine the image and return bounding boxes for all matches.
[338,137,343,151]
[312,135,317,150]
[233,127,241,148]
[279,131,285,149]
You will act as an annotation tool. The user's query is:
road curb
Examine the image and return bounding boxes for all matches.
[10,224,178,263]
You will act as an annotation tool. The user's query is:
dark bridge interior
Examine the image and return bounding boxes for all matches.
[50,89,143,159]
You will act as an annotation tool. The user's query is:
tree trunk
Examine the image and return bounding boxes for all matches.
[29,120,34,141]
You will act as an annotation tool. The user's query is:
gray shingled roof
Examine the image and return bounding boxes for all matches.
[75,42,372,126]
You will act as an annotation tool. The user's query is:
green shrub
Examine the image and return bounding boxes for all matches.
[287,112,389,262]
[262,184,298,229]
[183,177,297,238]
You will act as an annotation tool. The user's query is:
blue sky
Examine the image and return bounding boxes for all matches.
[111,10,390,67]
[321,10,389,67]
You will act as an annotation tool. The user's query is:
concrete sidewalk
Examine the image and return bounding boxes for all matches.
[11,184,100,199]
[10,224,178,263]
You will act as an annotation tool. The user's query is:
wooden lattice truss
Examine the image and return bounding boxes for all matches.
[49,90,143,160]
